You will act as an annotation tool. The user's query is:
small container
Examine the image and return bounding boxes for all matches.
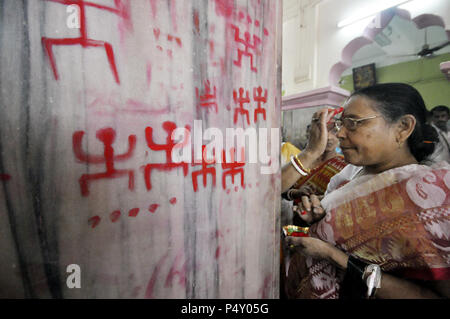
[283,225,309,237]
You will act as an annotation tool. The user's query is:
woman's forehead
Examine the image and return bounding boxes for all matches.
[342,95,378,118]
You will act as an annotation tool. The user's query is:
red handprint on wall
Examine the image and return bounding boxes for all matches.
[73,127,136,196]
[143,122,190,190]
[42,0,131,84]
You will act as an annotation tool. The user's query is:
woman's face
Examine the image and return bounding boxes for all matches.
[336,96,398,167]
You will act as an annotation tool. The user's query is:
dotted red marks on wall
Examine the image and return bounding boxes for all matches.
[41,0,132,84]
[72,127,136,196]
[232,86,268,125]
[152,27,182,59]
[87,198,178,229]
[110,210,121,222]
[128,208,140,217]
[195,80,218,114]
[88,215,101,229]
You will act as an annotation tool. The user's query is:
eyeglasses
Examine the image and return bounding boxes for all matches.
[334,115,380,131]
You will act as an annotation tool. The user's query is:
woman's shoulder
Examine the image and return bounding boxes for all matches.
[325,164,362,195]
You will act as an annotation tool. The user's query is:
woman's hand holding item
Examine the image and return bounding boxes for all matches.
[292,194,325,225]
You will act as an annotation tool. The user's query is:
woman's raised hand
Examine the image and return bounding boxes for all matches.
[304,108,335,158]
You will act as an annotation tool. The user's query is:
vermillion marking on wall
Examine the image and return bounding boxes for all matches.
[72,127,136,196]
[41,0,131,84]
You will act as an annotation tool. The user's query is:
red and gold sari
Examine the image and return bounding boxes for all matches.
[293,155,348,195]
[286,162,450,299]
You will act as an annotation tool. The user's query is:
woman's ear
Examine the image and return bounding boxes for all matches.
[396,115,416,145]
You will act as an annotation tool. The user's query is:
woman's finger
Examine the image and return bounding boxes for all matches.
[310,195,321,208]
[301,195,311,212]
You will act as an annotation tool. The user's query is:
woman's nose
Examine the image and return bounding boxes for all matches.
[336,126,346,139]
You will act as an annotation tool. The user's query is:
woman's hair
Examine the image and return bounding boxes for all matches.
[350,83,437,162]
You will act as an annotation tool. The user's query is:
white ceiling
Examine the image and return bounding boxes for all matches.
[343,15,450,75]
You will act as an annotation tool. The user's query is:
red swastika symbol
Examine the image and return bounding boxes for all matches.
[195,80,218,113]
[73,127,136,196]
[231,24,261,73]
[42,0,131,84]
[233,87,251,125]
[192,145,216,192]
[143,121,191,190]
[221,148,245,190]
[253,86,267,122]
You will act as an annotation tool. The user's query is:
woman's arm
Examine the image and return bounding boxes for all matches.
[281,109,333,193]
[287,237,444,299]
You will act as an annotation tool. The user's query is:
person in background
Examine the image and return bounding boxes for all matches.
[427,105,450,163]
[282,83,450,299]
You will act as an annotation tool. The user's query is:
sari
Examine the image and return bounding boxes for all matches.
[293,155,348,195]
[286,161,450,299]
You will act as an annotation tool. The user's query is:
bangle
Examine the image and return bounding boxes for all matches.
[340,256,368,299]
[290,155,308,176]
[340,256,382,299]
[295,154,311,174]
[286,189,294,201]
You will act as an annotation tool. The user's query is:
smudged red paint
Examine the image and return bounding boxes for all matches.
[170,0,178,32]
[259,275,272,299]
[209,40,215,55]
[169,197,177,205]
[128,208,140,217]
[148,204,159,213]
[146,63,152,88]
[145,253,169,299]
[88,216,101,228]
[149,0,158,19]
[153,28,161,40]
[214,0,234,18]
[164,250,186,288]
[215,247,221,259]
[110,210,121,222]
[0,174,11,181]
[193,10,200,33]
